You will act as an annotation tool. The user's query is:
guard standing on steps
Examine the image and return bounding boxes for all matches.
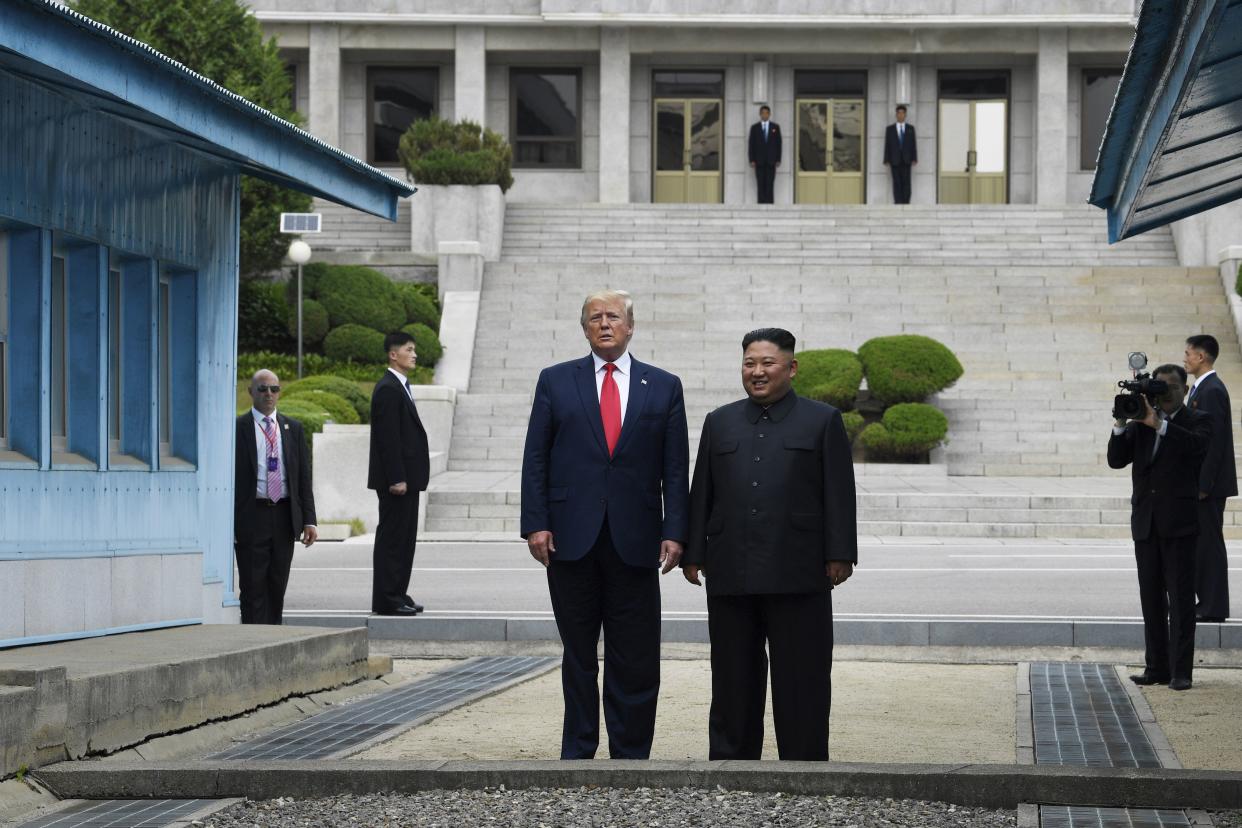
[748,106,782,204]
[883,105,917,204]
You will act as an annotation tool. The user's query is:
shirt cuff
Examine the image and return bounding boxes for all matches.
[1112,425,1126,436]
[1157,420,1169,437]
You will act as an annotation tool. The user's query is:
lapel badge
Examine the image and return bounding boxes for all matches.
[641,378,648,385]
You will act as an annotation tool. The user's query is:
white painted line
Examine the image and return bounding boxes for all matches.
[281,609,1161,622]
[292,567,543,572]
[947,554,1133,559]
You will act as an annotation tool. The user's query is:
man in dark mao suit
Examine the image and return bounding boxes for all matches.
[1108,364,1211,691]
[1184,334,1235,622]
[521,289,690,759]
[368,330,431,616]
[683,328,857,760]
[234,369,317,624]
[748,106,782,204]
[883,104,917,204]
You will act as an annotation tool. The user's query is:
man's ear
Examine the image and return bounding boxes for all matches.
[789,358,798,378]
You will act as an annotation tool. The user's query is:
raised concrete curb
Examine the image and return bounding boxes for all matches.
[31,760,1242,811]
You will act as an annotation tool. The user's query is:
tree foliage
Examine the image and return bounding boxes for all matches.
[73,0,312,276]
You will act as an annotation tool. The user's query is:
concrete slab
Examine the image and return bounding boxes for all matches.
[930,621,1074,647]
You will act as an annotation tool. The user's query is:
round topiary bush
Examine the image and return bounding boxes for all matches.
[276,398,331,457]
[842,410,865,443]
[323,324,387,364]
[857,335,964,405]
[282,389,360,425]
[284,297,330,348]
[398,283,441,329]
[398,117,514,192]
[316,265,405,333]
[402,322,443,369]
[283,375,370,422]
[858,403,949,461]
[285,261,331,305]
[791,349,863,410]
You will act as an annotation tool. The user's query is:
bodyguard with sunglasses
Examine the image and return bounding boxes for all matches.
[234,370,318,624]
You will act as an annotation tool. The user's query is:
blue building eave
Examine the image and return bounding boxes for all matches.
[1089,0,1242,243]
[0,0,414,221]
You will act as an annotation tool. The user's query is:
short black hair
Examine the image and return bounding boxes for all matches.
[742,327,796,354]
[384,331,415,354]
[759,105,771,114]
[1154,363,1188,385]
[1186,334,1220,362]
[895,104,908,113]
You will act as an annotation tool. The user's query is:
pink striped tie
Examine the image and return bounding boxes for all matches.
[262,417,283,502]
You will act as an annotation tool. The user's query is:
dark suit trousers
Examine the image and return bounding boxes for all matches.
[1195,497,1231,619]
[235,500,295,625]
[372,489,420,613]
[546,520,660,760]
[890,163,912,204]
[754,164,776,204]
[1135,532,1197,680]
[706,591,833,761]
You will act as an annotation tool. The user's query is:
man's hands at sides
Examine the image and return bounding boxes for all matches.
[389,481,408,496]
[828,561,854,587]
[528,530,555,567]
[660,540,684,575]
[683,564,703,586]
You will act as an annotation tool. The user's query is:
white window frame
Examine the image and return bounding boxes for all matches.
[50,249,68,452]
[0,230,8,450]
[157,270,171,459]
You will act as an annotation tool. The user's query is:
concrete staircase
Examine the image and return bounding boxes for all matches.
[425,203,1242,539]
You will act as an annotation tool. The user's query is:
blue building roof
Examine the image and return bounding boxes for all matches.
[1090,0,1242,242]
[0,0,414,220]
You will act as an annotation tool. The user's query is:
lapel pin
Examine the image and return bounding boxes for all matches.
[641,379,648,385]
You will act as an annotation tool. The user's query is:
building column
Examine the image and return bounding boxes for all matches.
[1036,27,1069,205]
[599,28,631,203]
[454,26,486,126]
[308,24,341,148]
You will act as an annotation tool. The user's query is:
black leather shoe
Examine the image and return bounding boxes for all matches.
[374,605,420,616]
[404,595,425,613]
[1169,677,1192,691]
[1196,615,1226,623]
[1130,672,1171,686]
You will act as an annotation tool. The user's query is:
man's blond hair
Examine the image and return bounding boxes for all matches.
[580,289,634,327]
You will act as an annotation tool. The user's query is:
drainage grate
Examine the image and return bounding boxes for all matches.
[17,799,214,828]
[1029,662,1160,768]
[1039,806,1191,827]
[209,655,556,760]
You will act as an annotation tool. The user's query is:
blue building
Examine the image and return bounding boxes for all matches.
[0,0,413,646]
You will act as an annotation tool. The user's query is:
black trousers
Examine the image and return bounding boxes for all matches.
[235,500,295,625]
[372,489,420,613]
[1135,532,1197,681]
[707,590,833,761]
[754,164,776,204]
[1195,497,1231,619]
[890,163,912,203]
[546,520,661,760]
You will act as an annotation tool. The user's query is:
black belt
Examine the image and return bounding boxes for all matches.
[256,498,288,507]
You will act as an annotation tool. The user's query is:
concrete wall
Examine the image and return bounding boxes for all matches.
[1172,203,1242,269]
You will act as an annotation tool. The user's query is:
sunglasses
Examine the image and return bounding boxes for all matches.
[256,385,281,393]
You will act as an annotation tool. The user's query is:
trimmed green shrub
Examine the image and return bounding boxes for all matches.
[238,279,293,353]
[858,403,949,461]
[283,375,370,423]
[858,335,964,405]
[409,365,435,386]
[276,398,330,457]
[398,117,514,193]
[282,389,360,425]
[1236,262,1242,297]
[316,265,405,333]
[842,410,865,444]
[323,324,387,364]
[791,349,863,410]
[238,352,392,385]
[284,297,329,348]
[398,282,441,329]
[401,322,443,369]
[287,261,331,303]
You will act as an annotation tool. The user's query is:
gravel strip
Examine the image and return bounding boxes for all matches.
[201,788,1016,827]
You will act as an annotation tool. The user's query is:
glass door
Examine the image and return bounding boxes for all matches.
[795,98,865,204]
[938,98,1007,204]
[653,98,723,203]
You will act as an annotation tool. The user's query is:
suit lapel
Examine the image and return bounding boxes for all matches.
[611,359,650,458]
[575,355,609,457]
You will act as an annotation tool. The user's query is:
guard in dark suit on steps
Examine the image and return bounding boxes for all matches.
[883,104,917,204]
[234,370,317,624]
[1184,334,1235,622]
[748,106,782,204]
[368,331,431,616]
[1108,363,1212,691]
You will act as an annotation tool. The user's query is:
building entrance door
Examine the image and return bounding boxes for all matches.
[653,98,723,203]
[938,98,1007,203]
[795,98,865,204]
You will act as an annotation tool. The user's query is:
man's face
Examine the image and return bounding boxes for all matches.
[760,108,770,122]
[1183,345,1208,377]
[896,108,907,123]
[249,371,280,415]
[582,299,634,361]
[1155,371,1187,414]
[742,341,797,404]
[389,342,418,373]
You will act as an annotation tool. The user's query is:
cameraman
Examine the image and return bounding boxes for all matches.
[1108,364,1211,691]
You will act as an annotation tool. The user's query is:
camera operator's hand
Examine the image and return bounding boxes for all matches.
[1139,395,1161,430]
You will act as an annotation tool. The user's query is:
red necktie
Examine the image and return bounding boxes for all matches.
[600,363,621,456]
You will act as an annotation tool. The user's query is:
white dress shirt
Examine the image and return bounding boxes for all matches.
[251,407,288,499]
[388,367,414,400]
[592,351,632,424]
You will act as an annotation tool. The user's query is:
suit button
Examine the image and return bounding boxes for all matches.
[758,433,765,438]
[752,481,758,487]
[1150,489,1156,494]
[754,456,761,462]
[750,508,757,514]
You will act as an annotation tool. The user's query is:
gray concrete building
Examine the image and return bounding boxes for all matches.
[251,0,1138,208]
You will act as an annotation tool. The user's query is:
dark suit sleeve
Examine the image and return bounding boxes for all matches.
[774,123,782,164]
[294,421,317,526]
[1164,411,1212,459]
[909,125,917,163]
[372,381,406,488]
[520,369,554,538]
[1107,423,1136,469]
[683,411,713,567]
[1197,385,1229,494]
[661,375,690,544]
[823,410,858,565]
[883,125,893,165]
[748,124,757,164]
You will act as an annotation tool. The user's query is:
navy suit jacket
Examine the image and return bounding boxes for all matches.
[883,122,917,166]
[748,121,782,166]
[1188,372,1238,499]
[520,354,690,567]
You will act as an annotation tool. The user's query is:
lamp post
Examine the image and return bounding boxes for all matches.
[287,240,312,379]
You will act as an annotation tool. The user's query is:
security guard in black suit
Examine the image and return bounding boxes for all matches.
[684,328,857,760]
[1108,363,1211,691]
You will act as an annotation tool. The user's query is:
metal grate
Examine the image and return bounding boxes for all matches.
[1039,806,1191,827]
[1030,662,1160,768]
[209,655,556,760]
[17,799,213,828]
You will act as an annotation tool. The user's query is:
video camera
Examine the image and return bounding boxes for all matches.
[1112,352,1168,420]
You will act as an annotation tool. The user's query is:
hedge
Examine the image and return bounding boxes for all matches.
[791,349,863,410]
[238,278,293,353]
[857,335,963,405]
[316,265,406,333]
[398,117,514,193]
[282,375,371,423]
[402,322,443,369]
[286,261,330,304]
[323,324,387,364]
[275,398,330,457]
[398,282,441,329]
[858,403,949,461]
[282,389,361,426]
[842,410,865,443]
[237,352,435,386]
[284,297,329,348]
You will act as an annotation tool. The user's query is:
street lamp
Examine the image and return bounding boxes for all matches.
[288,240,312,379]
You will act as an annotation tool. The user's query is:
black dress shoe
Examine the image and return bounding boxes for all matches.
[1169,677,1193,691]
[1196,615,1226,623]
[1130,672,1171,686]
[404,595,425,613]
[374,605,420,616]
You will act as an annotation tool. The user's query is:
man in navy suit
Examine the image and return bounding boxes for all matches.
[1184,334,1235,622]
[521,289,690,759]
[883,104,917,204]
[748,106,782,204]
